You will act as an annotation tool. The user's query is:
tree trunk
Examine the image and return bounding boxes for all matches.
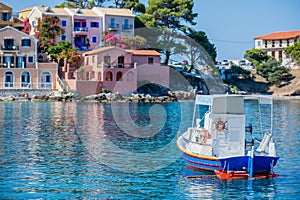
[164,50,171,65]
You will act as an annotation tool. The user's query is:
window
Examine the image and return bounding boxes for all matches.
[32,21,34,27]
[279,40,282,47]
[22,39,31,47]
[264,41,267,48]
[82,21,86,27]
[110,18,115,28]
[92,56,95,63]
[4,38,14,48]
[90,22,99,28]
[2,12,11,21]
[104,56,111,67]
[116,71,123,81]
[106,71,113,81]
[28,56,34,63]
[279,51,283,58]
[272,51,275,57]
[287,40,290,46]
[148,57,154,64]
[272,40,275,47]
[74,21,80,27]
[257,41,261,47]
[61,20,67,26]
[61,35,66,41]
[124,19,129,29]
[86,57,89,65]
[92,36,97,43]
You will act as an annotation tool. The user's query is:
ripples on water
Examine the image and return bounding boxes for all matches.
[0,100,299,199]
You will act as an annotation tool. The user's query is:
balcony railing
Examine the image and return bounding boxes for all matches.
[105,62,135,68]
[0,63,27,68]
[0,82,53,89]
[108,24,119,31]
[0,45,19,50]
[74,27,88,32]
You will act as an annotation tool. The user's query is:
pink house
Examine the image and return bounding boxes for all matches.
[65,47,169,95]
[65,8,103,50]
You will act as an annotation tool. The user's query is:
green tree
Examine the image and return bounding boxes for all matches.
[143,0,197,31]
[258,58,290,86]
[56,0,108,8]
[285,41,300,63]
[112,0,145,13]
[35,16,65,53]
[139,0,197,65]
[47,40,80,65]
[186,28,217,62]
[244,48,270,67]
[244,48,290,86]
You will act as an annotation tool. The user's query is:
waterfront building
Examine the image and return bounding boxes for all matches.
[0,2,23,30]
[64,8,103,51]
[21,6,73,47]
[254,30,300,66]
[92,7,135,38]
[0,26,58,90]
[63,47,166,95]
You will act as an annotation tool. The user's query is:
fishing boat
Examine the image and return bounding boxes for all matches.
[177,95,279,179]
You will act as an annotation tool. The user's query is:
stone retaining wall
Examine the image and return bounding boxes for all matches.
[0,89,53,98]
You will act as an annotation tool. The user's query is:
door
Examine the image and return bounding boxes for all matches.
[41,72,52,88]
[104,56,111,68]
[118,56,124,68]
[21,71,30,87]
[5,72,14,87]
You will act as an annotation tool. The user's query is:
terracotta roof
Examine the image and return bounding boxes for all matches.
[128,50,161,56]
[255,30,300,40]
[94,7,134,17]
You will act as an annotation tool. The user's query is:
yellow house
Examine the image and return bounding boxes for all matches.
[0,2,23,30]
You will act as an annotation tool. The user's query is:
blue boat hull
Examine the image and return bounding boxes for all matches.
[181,151,279,174]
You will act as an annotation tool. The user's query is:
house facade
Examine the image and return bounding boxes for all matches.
[63,47,166,95]
[64,8,103,50]
[0,2,23,30]
[254,30,300,65]
[19,6,135,51]
[0,26,58,90]
[22,6,73,47]
[92,7,135,38]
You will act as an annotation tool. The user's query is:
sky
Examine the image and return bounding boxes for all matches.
[3,0,300,61]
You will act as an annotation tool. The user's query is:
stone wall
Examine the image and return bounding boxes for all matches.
[0,89,53,97]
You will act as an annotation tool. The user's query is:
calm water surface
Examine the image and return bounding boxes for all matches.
[0,100,299,199]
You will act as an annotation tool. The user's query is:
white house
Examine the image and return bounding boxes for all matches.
[254,30,300,66]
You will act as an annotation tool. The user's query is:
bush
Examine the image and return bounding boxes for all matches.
[101,88,111,93]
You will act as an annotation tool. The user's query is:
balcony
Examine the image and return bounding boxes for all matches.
[74,27,88,32]
[0,45,19,51]
[122,24,133,31]
[105,62,135,68]
[108,24,119,31]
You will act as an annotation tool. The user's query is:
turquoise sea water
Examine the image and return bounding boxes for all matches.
[0,100,299,199]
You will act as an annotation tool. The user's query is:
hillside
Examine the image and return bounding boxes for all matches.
[233,69,300,96]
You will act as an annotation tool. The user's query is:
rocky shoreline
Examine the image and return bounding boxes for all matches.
[0,90,197,103]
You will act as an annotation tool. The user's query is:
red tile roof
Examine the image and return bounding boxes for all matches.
[255,30,300,40]
[128,50,161,56]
